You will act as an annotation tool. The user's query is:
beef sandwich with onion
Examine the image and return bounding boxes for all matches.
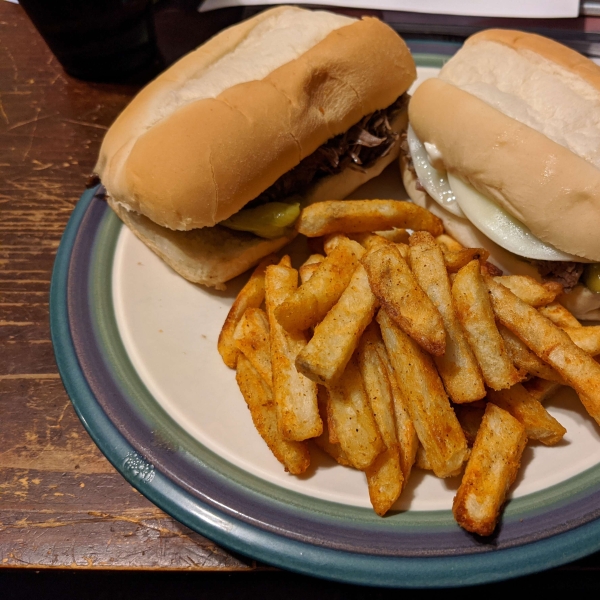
[400,29,600,319]
[94,6,416,289]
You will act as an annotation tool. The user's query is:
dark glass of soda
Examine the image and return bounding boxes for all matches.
[19,0,159,82]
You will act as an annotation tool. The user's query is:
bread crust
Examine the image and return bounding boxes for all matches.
[98,12,415,231]
[467,29,600,94]
[409,78,600,262]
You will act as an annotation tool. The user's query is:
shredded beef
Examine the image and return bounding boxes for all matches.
[248,94,408,207]
[532,260,584,293]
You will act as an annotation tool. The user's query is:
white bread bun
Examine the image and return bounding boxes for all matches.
[109,108,407,290]
[400,155,600,320]
[408,30,600,262]
[96,6,415,231]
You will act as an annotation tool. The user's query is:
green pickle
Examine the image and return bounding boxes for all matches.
[221,202,300,239]
[584,263,600,294]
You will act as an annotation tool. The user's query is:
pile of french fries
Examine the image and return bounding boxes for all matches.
[218,199,600,537]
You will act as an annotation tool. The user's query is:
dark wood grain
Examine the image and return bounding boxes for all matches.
[2,0,600,587]
[0,0,254,571]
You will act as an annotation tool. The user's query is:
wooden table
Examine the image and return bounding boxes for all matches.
[1,0,600,593]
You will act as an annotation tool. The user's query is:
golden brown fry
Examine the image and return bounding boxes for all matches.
[486,276,600,426]
[498,324,564,382]
[435,234,464,252]
[538,302,582,329]
[295,264,378,385]
[452,260,522,391]
[358,323,404,514]
[278,254,292,268]
[236,355,310,475]
[295,200,444,238]
[313,386,353,467]
[275,240,362,332]
[299,254,325,284]
[218,254,278,368]
[494,275,562,307]
[327,354,386,471]
[415,445,433,471]
[441,246,490,273]
[265,264,322,441]
[409,233,486,403]
[323,233,366,257]
[453,403,527,537]
[233,307,272,386]
[563,326,600,356]
[363,243,446,356]
[522,377,563,404]
[378,309,469,478]
[379,347,418,482]
[487,384,566,446]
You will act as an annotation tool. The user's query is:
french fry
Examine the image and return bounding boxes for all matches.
[379,348,418,482]
[523,377,563,404]
[313,386,353,467]
[299,254,325,284]
[538,302,582,329]
[296,264,378,385]
[441,246,490,273]
[362,243,446,356]
[218,254,278,368]
[275,239,363,332]
[453,403,527,537]
[358,322,404,515]
[435,233,464,252]
[494,275,562,307]
[415,445,433,471]
[409,233,486,403]
[327,354,386,471]
[498,324,564,383]
[452,260,522,391]
[265,263,322,441]
[295,199,444,238]
[487,384,566,446]
[563,326,600,356]
[233,307,272,386]
[378,309,469,478]
[486,276,600,426]
[323,233,366,257]
[236,354,311,475]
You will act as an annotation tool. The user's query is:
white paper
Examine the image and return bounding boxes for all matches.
[199,0,580,19]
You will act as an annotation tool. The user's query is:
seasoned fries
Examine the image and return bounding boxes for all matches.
[378,309,469,478]
[363,243,446,356]
[327,354,385,471]
[275,239,362,332]
[486,276,600,425]
[265,262,322,441]
[296,199,443,238]
[236,355,311,475]
[218,198,600,535]
[218,254,278,368]
[452,260,521,391]
[295,264,377,385]
[409,232,486,403]
[453,403,527,537]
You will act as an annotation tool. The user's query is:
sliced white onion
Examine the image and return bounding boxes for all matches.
[406,125,465,217]
[447,173,584,262]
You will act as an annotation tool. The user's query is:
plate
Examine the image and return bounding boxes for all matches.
[50,57,600,588]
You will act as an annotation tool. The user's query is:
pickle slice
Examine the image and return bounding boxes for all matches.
[584,264,600,294]
[221,202,300,239]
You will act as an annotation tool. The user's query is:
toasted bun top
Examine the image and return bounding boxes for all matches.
[96,7,415,230]
[409,30,600,262]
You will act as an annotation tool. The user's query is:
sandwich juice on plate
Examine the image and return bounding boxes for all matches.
[401,29,600,320]
[94,6,416,289]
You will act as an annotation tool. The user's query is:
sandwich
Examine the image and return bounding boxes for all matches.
[94,6,416,289]
[400,29,600,320]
